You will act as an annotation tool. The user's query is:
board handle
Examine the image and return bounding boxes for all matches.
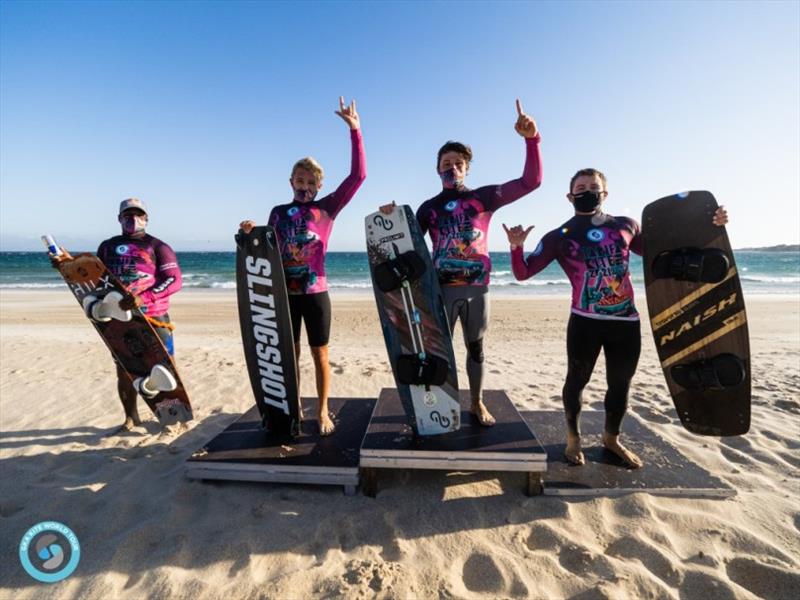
[41,234,62,256]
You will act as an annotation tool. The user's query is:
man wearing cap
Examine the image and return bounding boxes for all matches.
[97,198,183,430]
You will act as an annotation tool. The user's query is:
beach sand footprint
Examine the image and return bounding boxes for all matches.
[605,535,681,587]
[525,523,565,552]
[725,556,800,600]
[679,569,740,600]
[460,552,528,597]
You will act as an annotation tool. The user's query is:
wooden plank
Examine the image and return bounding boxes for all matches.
[521,410,735,498]
[185,397,375,488]
[185,466,359,487]
[360,389,547,472]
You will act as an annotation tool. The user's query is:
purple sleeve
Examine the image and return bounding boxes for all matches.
[415,201,430,236]
[317,129,366,219]
[624,217,643,256]
[96,241,108,263]
[510,230,557,280]
[138,240,182,305]
[481,135,543,212]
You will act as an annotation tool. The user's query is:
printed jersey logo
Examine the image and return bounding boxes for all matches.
[586,228,605,243]
[445,200,458,212]
[287,207,300,217]
[115,244,129,255]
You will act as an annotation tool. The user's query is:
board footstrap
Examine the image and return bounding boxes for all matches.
[374,251,427,292]
[652,247,730,283]
[396,354,449,386]
[671,353,746,390]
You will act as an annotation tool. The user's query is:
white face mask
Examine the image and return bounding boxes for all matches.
[120,214,147,235]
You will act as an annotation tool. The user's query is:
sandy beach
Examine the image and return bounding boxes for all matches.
[1,288,798,599]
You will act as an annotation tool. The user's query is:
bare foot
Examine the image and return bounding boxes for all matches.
[472,400,496,426]
[602,432,643,469]
[565,433,585,465]
[114,416,141,433]
[319,413,336,436]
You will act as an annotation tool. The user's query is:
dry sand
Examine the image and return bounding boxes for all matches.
[1,288,798,599]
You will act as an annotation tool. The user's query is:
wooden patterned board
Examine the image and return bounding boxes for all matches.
[54,252,192,425]
[642,191,750,436]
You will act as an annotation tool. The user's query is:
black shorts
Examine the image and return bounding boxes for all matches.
[288,291,331,347]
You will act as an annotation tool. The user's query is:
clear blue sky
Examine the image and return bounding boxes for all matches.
[1,0,798,251]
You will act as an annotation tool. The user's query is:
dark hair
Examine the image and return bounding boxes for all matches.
[437,141,473,170]
[569,168,607,193]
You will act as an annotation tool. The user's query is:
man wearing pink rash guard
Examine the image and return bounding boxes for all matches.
[384,99,542,426]
[505,169,728,468]
[54,198,183,432]
[240,97,366,436]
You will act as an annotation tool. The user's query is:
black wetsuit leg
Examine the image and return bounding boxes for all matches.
[563,314,603,436]
[601,319,641,435]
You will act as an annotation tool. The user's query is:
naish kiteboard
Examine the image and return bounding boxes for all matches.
[43,235,192,425]
[642,191,750,436]
[366,205,460,436]
[235,226,301,436]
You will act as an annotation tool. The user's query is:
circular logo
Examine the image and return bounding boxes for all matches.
[372,214,394,231]
[423,391,437,407]
[115,244,129,255]
[586,228,605,243]
[287,207,300,217]
[444,200,458,212]
[19,522,80,583]
[532,241,544,256]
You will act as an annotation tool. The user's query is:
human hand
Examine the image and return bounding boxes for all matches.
[503,223,535,248]
[239,220,256,234]
[378,202,396,215]
[712,206,728,226]
[335,96,360,130]
[514,98,538,139]
[49,247,73,269]
[119,294,143,311]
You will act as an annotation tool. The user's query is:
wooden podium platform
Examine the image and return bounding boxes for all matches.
[522,410,735,497]
[360,389,547,496]
[185,397,376,495]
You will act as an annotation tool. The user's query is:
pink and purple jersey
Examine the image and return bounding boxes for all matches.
[416,136,542,287]
[97,234,182,317]
[269,129,366,295]
[511,213,642,321]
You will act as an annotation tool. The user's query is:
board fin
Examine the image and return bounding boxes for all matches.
[396,354,449,386]
[374,251,427,292]
[671,353,746,391]
[652,247,730,283]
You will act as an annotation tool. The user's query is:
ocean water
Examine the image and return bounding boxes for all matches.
[1,250,797,296]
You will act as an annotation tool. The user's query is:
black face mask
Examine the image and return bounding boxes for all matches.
[572,190,602,213]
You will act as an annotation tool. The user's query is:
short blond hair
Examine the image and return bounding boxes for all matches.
[291,157,324,181]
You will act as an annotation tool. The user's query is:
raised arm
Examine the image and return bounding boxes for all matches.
[319,97,367,218]
[504,223,557,280]
[484,99,542,211]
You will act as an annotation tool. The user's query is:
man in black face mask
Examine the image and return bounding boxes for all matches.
[504,169,728,468]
